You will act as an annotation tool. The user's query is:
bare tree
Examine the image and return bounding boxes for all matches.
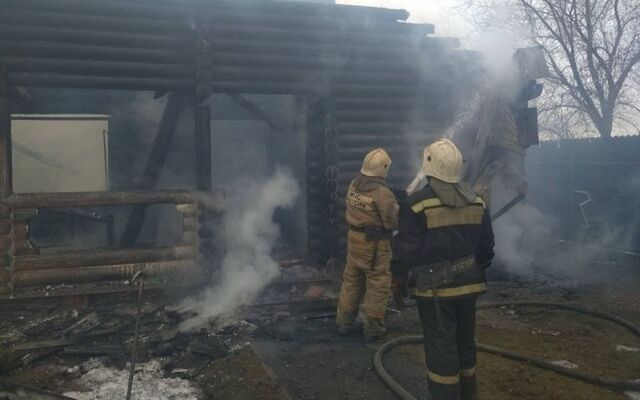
[461,0,640,138]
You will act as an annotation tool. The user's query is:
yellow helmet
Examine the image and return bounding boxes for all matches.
[360,148,392,178]
[421,139,463,183]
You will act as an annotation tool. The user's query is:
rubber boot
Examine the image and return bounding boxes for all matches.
[460,375,477,400]
[364,316,386,342]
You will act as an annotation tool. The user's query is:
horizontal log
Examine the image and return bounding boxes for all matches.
[335,97,418,110]
[0,10,193,34]
[335,110,419,122]
[205,51,415,73]
[13,260,200,287]
[198,66,414,86]
[0,24,192,49]
[6,190,223,210]
[8,72,191,91]
[200,23,425,50]
[337,134,434,145]
[337,122,408,135]
[3,57,192,78]
[338,158,420,171]
[14,246,197,270]
[0,40,192,63]
[3,0,411,23]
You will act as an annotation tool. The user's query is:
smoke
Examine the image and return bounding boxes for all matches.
[177,168,300,331]
[491,173,638,281]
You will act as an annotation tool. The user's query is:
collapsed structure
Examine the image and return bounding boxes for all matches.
[0,0,478,297]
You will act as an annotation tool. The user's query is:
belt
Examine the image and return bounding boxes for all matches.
[348,225,392,240]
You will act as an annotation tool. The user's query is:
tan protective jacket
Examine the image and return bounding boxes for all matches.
[345,174,399,231]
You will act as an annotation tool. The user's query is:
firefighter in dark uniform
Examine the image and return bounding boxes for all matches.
[393,139,495,400]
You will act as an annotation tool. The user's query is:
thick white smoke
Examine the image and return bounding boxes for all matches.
[178,168,300,331]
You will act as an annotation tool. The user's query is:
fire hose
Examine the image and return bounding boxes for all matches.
[374,302,640,400]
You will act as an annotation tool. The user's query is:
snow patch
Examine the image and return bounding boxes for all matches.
[63,358,201,400]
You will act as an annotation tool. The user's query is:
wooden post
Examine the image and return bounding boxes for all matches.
[0,67,13,295]
[0,66,12,200]
[194,104,211,191]
[120,92,186,247]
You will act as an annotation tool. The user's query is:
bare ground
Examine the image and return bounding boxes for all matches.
[1,263,639,400]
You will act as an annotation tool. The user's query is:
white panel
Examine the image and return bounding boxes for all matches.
[11,115,109,193]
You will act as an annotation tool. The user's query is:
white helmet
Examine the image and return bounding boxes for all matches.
[360,148,391,178]
[421,139,463,183]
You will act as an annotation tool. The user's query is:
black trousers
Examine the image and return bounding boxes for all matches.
[416,296,478,400]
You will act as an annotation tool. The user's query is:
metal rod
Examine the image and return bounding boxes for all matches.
[120,93,187,247]
[126,271,144,400]
[492,193,526,221]
[14,246,196,270]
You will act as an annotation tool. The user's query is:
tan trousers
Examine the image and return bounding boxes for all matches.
[336,230,392,337]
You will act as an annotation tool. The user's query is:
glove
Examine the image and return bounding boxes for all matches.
[391,275,409,309]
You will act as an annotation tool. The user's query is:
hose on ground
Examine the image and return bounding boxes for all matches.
[374,301,640,400]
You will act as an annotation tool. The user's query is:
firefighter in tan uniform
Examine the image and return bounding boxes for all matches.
[393,139,495,400]
[336,148,399,341]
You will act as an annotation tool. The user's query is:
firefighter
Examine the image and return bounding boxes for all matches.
[392,139,495,400]
[336,148,399,341]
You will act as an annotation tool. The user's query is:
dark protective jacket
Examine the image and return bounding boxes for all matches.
[392,178,495,299]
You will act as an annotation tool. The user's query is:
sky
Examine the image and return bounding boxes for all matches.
[336,0,471,38]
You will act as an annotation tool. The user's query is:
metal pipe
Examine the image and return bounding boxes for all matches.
[3,57,192,78]
[6,190,222,210]
[14,246,197,271]
[7,73,191,91]
[13,261,199,287]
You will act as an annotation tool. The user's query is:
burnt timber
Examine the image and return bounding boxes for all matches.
[0,0,478,296]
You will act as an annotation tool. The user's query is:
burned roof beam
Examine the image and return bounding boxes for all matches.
[120,92,186,247]
[227,93,284,132]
